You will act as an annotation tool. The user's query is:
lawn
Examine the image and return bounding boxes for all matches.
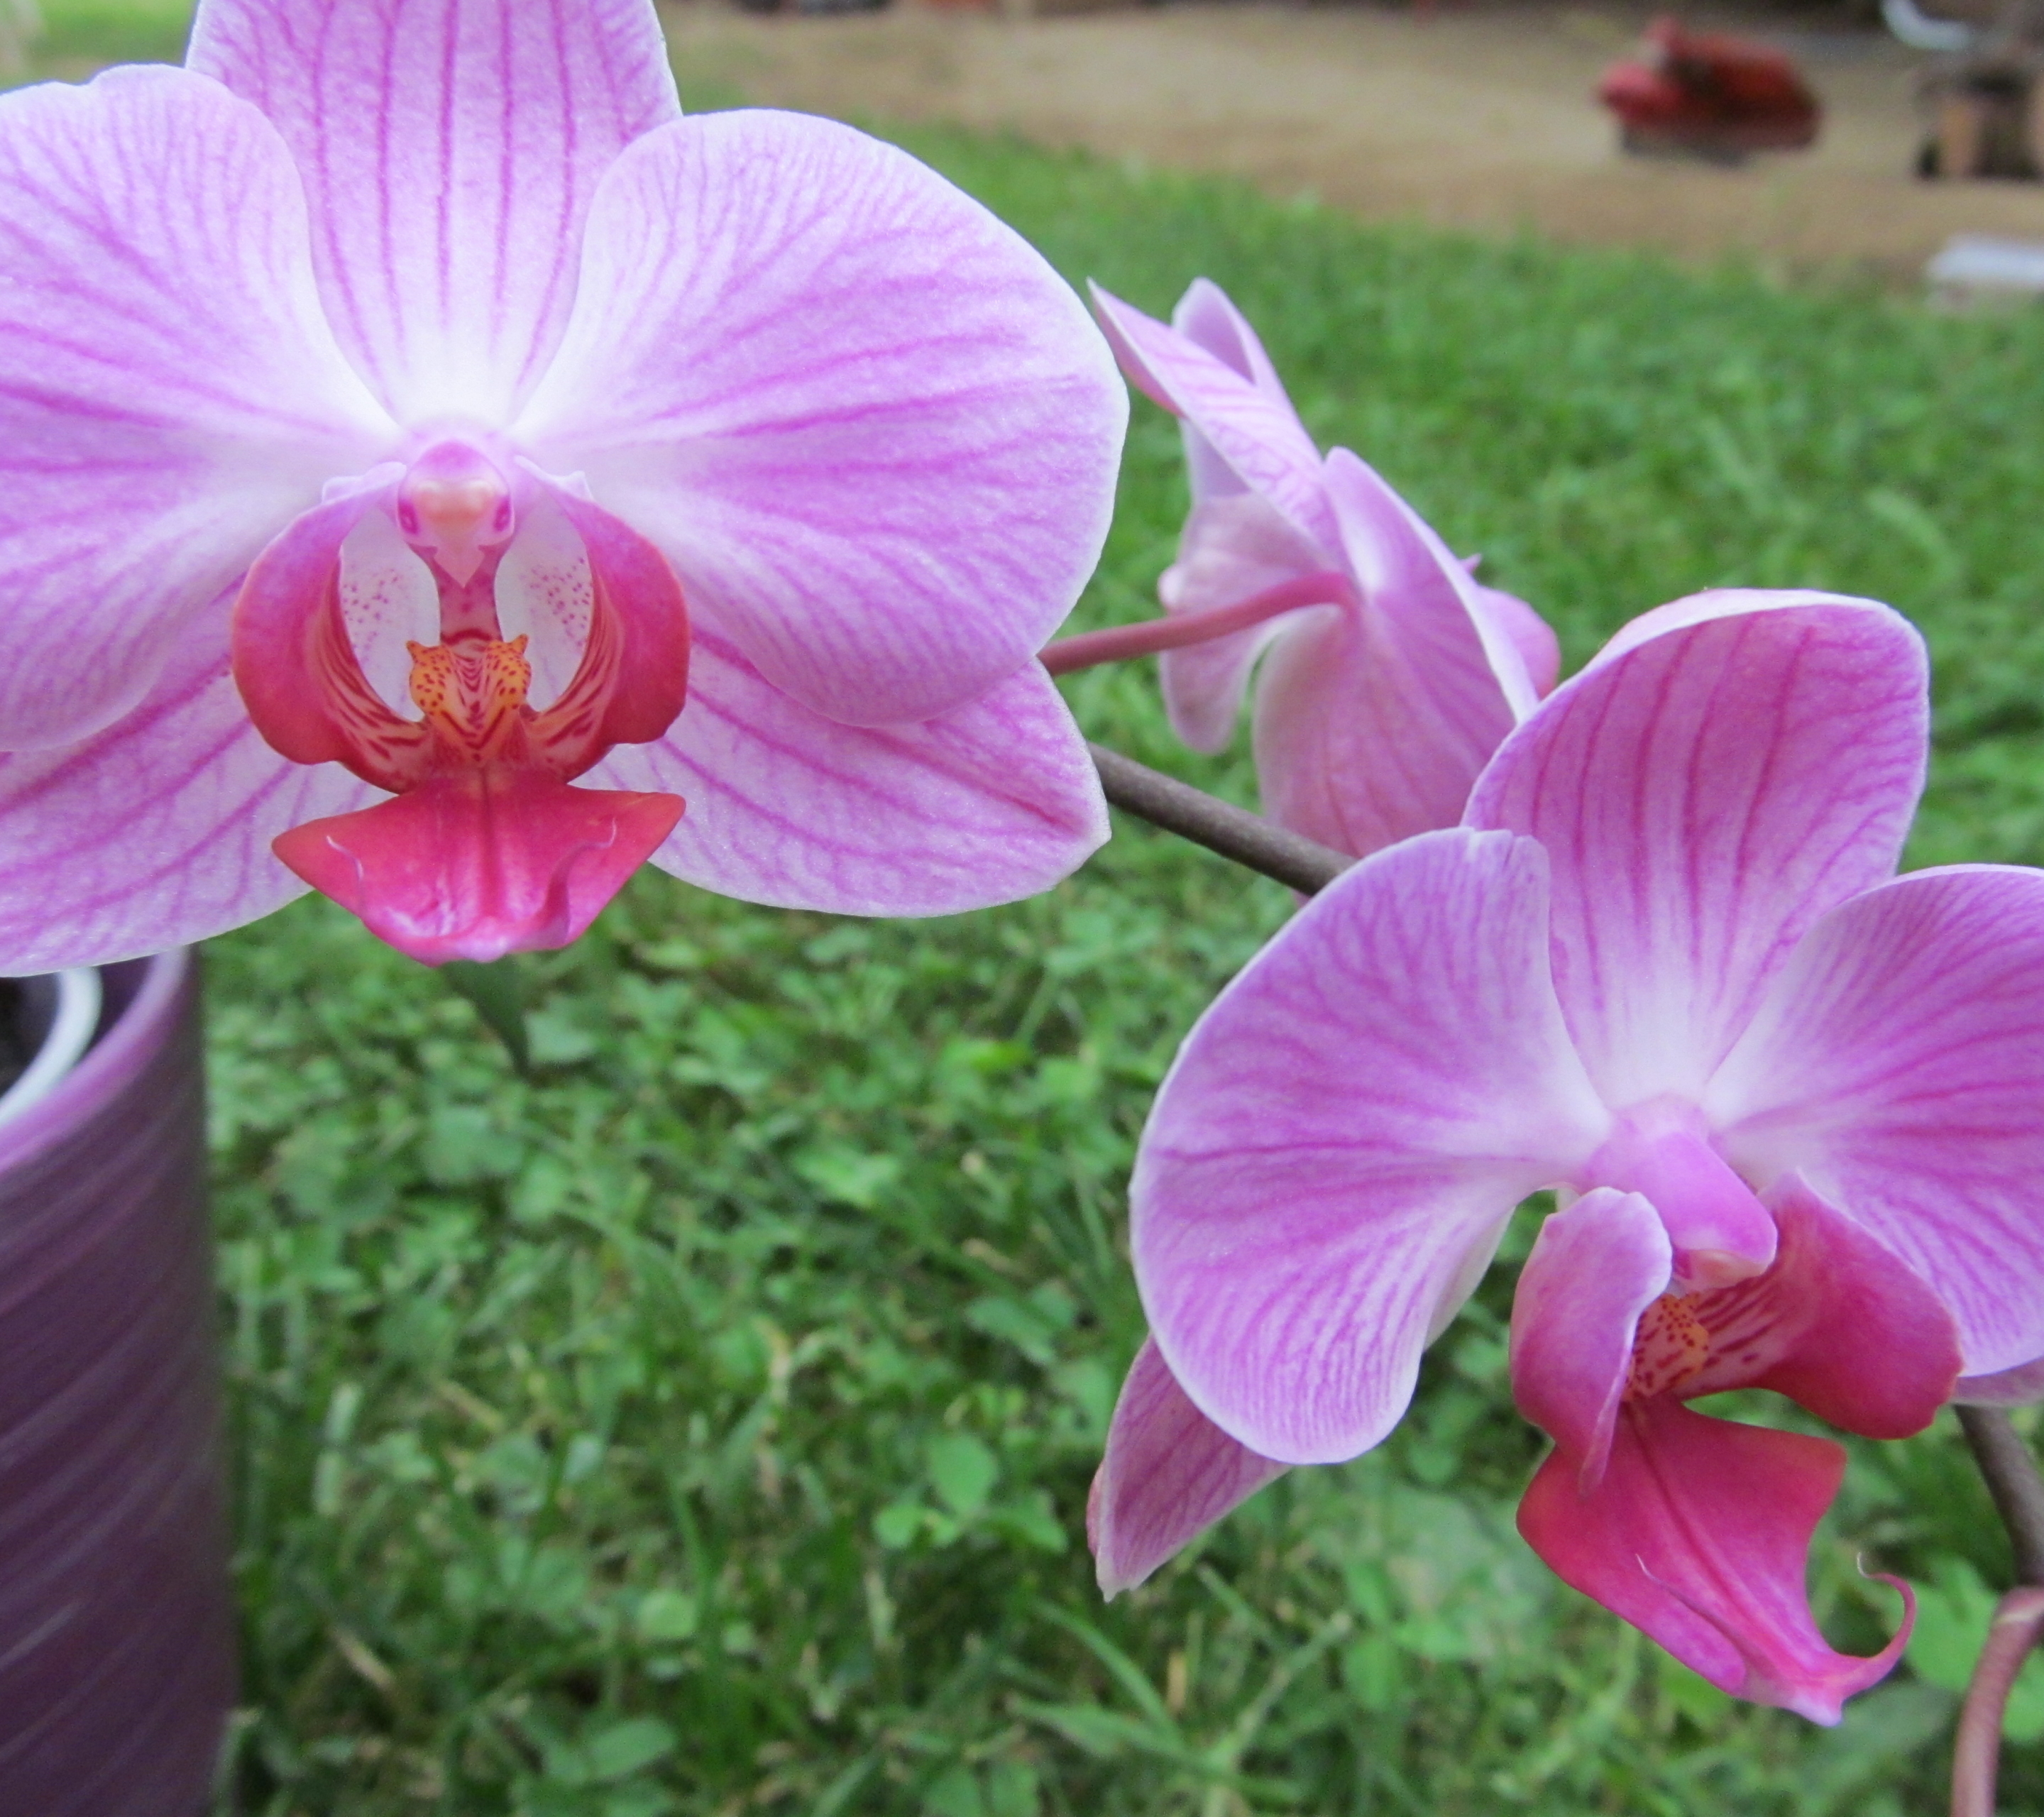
[16,5,2044,1812]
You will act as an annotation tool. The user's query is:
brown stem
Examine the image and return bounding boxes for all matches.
[1087,743,1351,896]
[1952,1586,2044,1817]
[1042,572,1349,677]
[1960,1407,2044,1588]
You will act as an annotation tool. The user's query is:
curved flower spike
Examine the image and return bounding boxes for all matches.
[0,1,1124,968]
[1095,587,2044,1720]
[1089,279,1558,858]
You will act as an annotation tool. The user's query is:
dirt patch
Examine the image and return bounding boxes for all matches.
[663,0,2044,276]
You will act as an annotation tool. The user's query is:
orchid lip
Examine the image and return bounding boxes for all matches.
[230,452,692,962]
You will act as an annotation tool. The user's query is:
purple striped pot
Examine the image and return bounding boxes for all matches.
[0,952,233,1814]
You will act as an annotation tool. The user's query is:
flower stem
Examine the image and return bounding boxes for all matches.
[1087,743,1350,896]
[1952,1585,2044,1817]
[1960,1407,2044,1587]
[1041,572,1349,676]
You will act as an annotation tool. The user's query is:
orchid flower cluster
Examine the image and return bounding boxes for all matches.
[3,0,2041,1745]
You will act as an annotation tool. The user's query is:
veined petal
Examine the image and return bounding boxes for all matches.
[1169,278,1302,506]
[1518,1398,1909,1723]
[1090,285,1336,554]
[1156,494,1330,753]
[1682,1177,1958,1434]
[0,65,393,750]
[0,587,373,972]
[1467,591,1926,1107]
[1250,455,1525,857]
[593,627,1107,917]
[515,110,1124,728]
[1510,1189,1671,1488]
[274,769,682,966]
[1088,1338,1289,1598]
[188,0,679,424]
[1709,864,2044,1377]
[1133,828,1611,1465]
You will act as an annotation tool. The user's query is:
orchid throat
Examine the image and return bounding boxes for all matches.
[230,440,693,966]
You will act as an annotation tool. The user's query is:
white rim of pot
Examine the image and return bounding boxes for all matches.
[0,970,104,1131]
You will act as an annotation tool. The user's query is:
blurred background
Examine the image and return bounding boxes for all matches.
[12,1,2044,1812]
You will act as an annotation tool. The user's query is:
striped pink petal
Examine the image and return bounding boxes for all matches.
[1087,1338,1287,1598]
[515,109,1124,730]
[1710,862,2044,1377]
[0,587,373,972]
[1132,828,1610,1464]
[1467,590,1927,1109]
[187,0,680,425]
[591,627,1106,917]
[0,66,392,751]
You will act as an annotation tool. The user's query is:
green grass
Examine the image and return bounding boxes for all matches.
[25,6,2044,1812]
[204,130,2044,1817]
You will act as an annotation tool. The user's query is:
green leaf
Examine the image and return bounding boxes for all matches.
[926,1432,999,1518]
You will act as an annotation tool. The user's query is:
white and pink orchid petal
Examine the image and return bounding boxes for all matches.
[274,771,682,967]
[1509,1190,1671,1489]
[1517,1399,1910,1724]
[1248,455,1525,858]
[0,588,374,972]
[1955,1358,2044,1406]
[515,110,1123,730]
[591,628,1106,917]
[187,0,679,426]
[1090,286,1335,554]
[1133,828,1611,1466]
[1467,591,1927,1108]
[1168,278,1301,507]
[1155,495,1333,752]
[1683,1178,1958,1435]
[1709,864,2044,1378]
[0,66,394,750]
[1087,1338,1288,1599]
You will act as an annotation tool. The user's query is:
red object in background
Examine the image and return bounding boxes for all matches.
[1598,18,1821,159]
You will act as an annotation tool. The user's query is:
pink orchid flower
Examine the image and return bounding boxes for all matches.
[1088,588,2044,1723]
[1084,279,1559,858]
[0,0,1124,969]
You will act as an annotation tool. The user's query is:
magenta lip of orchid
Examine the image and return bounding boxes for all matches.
[0,0,1128,971]
[1088,586,2044,1725]
[1081,278,1561,862]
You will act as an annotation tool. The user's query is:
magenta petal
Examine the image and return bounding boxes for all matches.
[273,770,683,966]
[1088,1339,1288,1598]
[1711,863,2044,1377]
[188,0,678,424]
[1133,828,1610,1464]
[1510,1190,1670,1488]
[1090,285,1335,554]
[1518,1398,1909,1723]
[1251,453,1523,857]
[517,110,1124,729]
[592,627,1107,917]
[1468,590,1927,1107]
[0,588,374,972]
[1685,1177,1959,1434]
[0,66,392,749]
